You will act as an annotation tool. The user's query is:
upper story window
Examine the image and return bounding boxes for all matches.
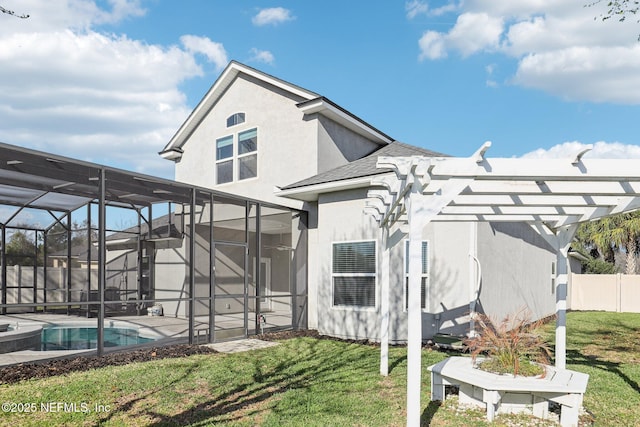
[226,112,245,128]
[215,135,234,184]
[238,129,257,180]
[215,128,258,184]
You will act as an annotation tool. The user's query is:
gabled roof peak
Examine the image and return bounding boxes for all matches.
[159,61,393,160]
[160,61,319,159]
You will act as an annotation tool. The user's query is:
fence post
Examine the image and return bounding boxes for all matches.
[617,273,622,313]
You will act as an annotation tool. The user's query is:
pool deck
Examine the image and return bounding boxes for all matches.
[0,311,290,366]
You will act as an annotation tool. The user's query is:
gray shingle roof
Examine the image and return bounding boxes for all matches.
[281,141,449,190]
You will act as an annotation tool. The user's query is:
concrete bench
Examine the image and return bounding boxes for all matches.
[428,356,589,427]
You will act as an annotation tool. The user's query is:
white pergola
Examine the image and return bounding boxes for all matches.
[365,142,640,427]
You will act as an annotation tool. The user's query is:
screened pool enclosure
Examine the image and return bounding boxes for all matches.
[0,143,307,362]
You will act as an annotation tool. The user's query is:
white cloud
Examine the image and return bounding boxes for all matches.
[514,45,640,104]
[406,1,429,19]
[419,13,503,59]
[522,141,640,159]
[485,63,498,87]
[252,7,294,26]
[430,2,460,16]
[181,35,228,71]
[0,0,228,178]
[0,0,145,34]
[249,48,275,65]
[416,0,640,103]
[446,13,503,56]
[418,31,447,60]
[96,0,146,24]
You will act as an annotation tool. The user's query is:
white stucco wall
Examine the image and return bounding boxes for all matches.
[316,115,380,172]
[312,188,475,342]
[175,75,317,209]
[174,73,385,213]
[314,189,380,340]
[476,222,556,323]
[154,243,188,318]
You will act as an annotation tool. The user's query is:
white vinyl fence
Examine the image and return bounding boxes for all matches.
[570,273,640,313]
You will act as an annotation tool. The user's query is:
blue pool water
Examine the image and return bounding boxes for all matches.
[41,327,155,351]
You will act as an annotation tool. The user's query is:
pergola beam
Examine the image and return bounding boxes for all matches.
[458,179,640,196]
[430,156,640,180]
[450,194,638,208]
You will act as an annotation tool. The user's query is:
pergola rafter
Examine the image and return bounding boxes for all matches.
[365,141,640,427]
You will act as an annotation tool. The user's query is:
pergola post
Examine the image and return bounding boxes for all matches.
[379,226,390,376]
[530,223,577,369]
[406,180,425,427]
[552,226,576,370]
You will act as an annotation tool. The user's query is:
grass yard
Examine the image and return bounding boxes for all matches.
[0,311,639,426]
[546,311,640,427]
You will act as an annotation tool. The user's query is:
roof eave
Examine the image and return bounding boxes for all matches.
[159,147,184,161]
[275,173,390,202]
[297,98,393,146]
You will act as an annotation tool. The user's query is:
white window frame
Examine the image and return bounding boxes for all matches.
[215,134,234,185]
[237,128,258,181]
[331,240,377,310]
[214,127,258,185]
[226,112,246,128]
[403,239,429,312]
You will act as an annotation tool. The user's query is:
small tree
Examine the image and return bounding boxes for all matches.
[5,229,42,266]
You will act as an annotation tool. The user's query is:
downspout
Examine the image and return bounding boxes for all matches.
[468,255,482,337]
[468,222,481,337]
[188,189,196,344]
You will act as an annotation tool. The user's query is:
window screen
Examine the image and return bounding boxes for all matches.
[238,155,257,180]
[216,160,233,184]
[332,241,376,307]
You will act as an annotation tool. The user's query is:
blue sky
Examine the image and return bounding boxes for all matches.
[1,0,640,180]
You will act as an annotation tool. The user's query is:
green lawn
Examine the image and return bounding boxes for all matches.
[0,311,639,426]
[546,311,640,427]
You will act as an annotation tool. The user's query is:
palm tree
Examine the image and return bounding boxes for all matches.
[577,211,640,274]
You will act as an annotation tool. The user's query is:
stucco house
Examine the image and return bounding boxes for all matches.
[160,61,558,343]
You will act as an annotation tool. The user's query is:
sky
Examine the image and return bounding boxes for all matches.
[1,0,640,181]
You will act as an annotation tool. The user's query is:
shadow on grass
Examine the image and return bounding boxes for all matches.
[93,359,206,425]
[95,338,404,426]
[565,348,640,394]
[421,400,442,426]
[389,353,407,374]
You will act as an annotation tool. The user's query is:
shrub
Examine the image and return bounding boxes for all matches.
[463,308,552,377]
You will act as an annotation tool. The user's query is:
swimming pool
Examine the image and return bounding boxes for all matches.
[40,326,156,351]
